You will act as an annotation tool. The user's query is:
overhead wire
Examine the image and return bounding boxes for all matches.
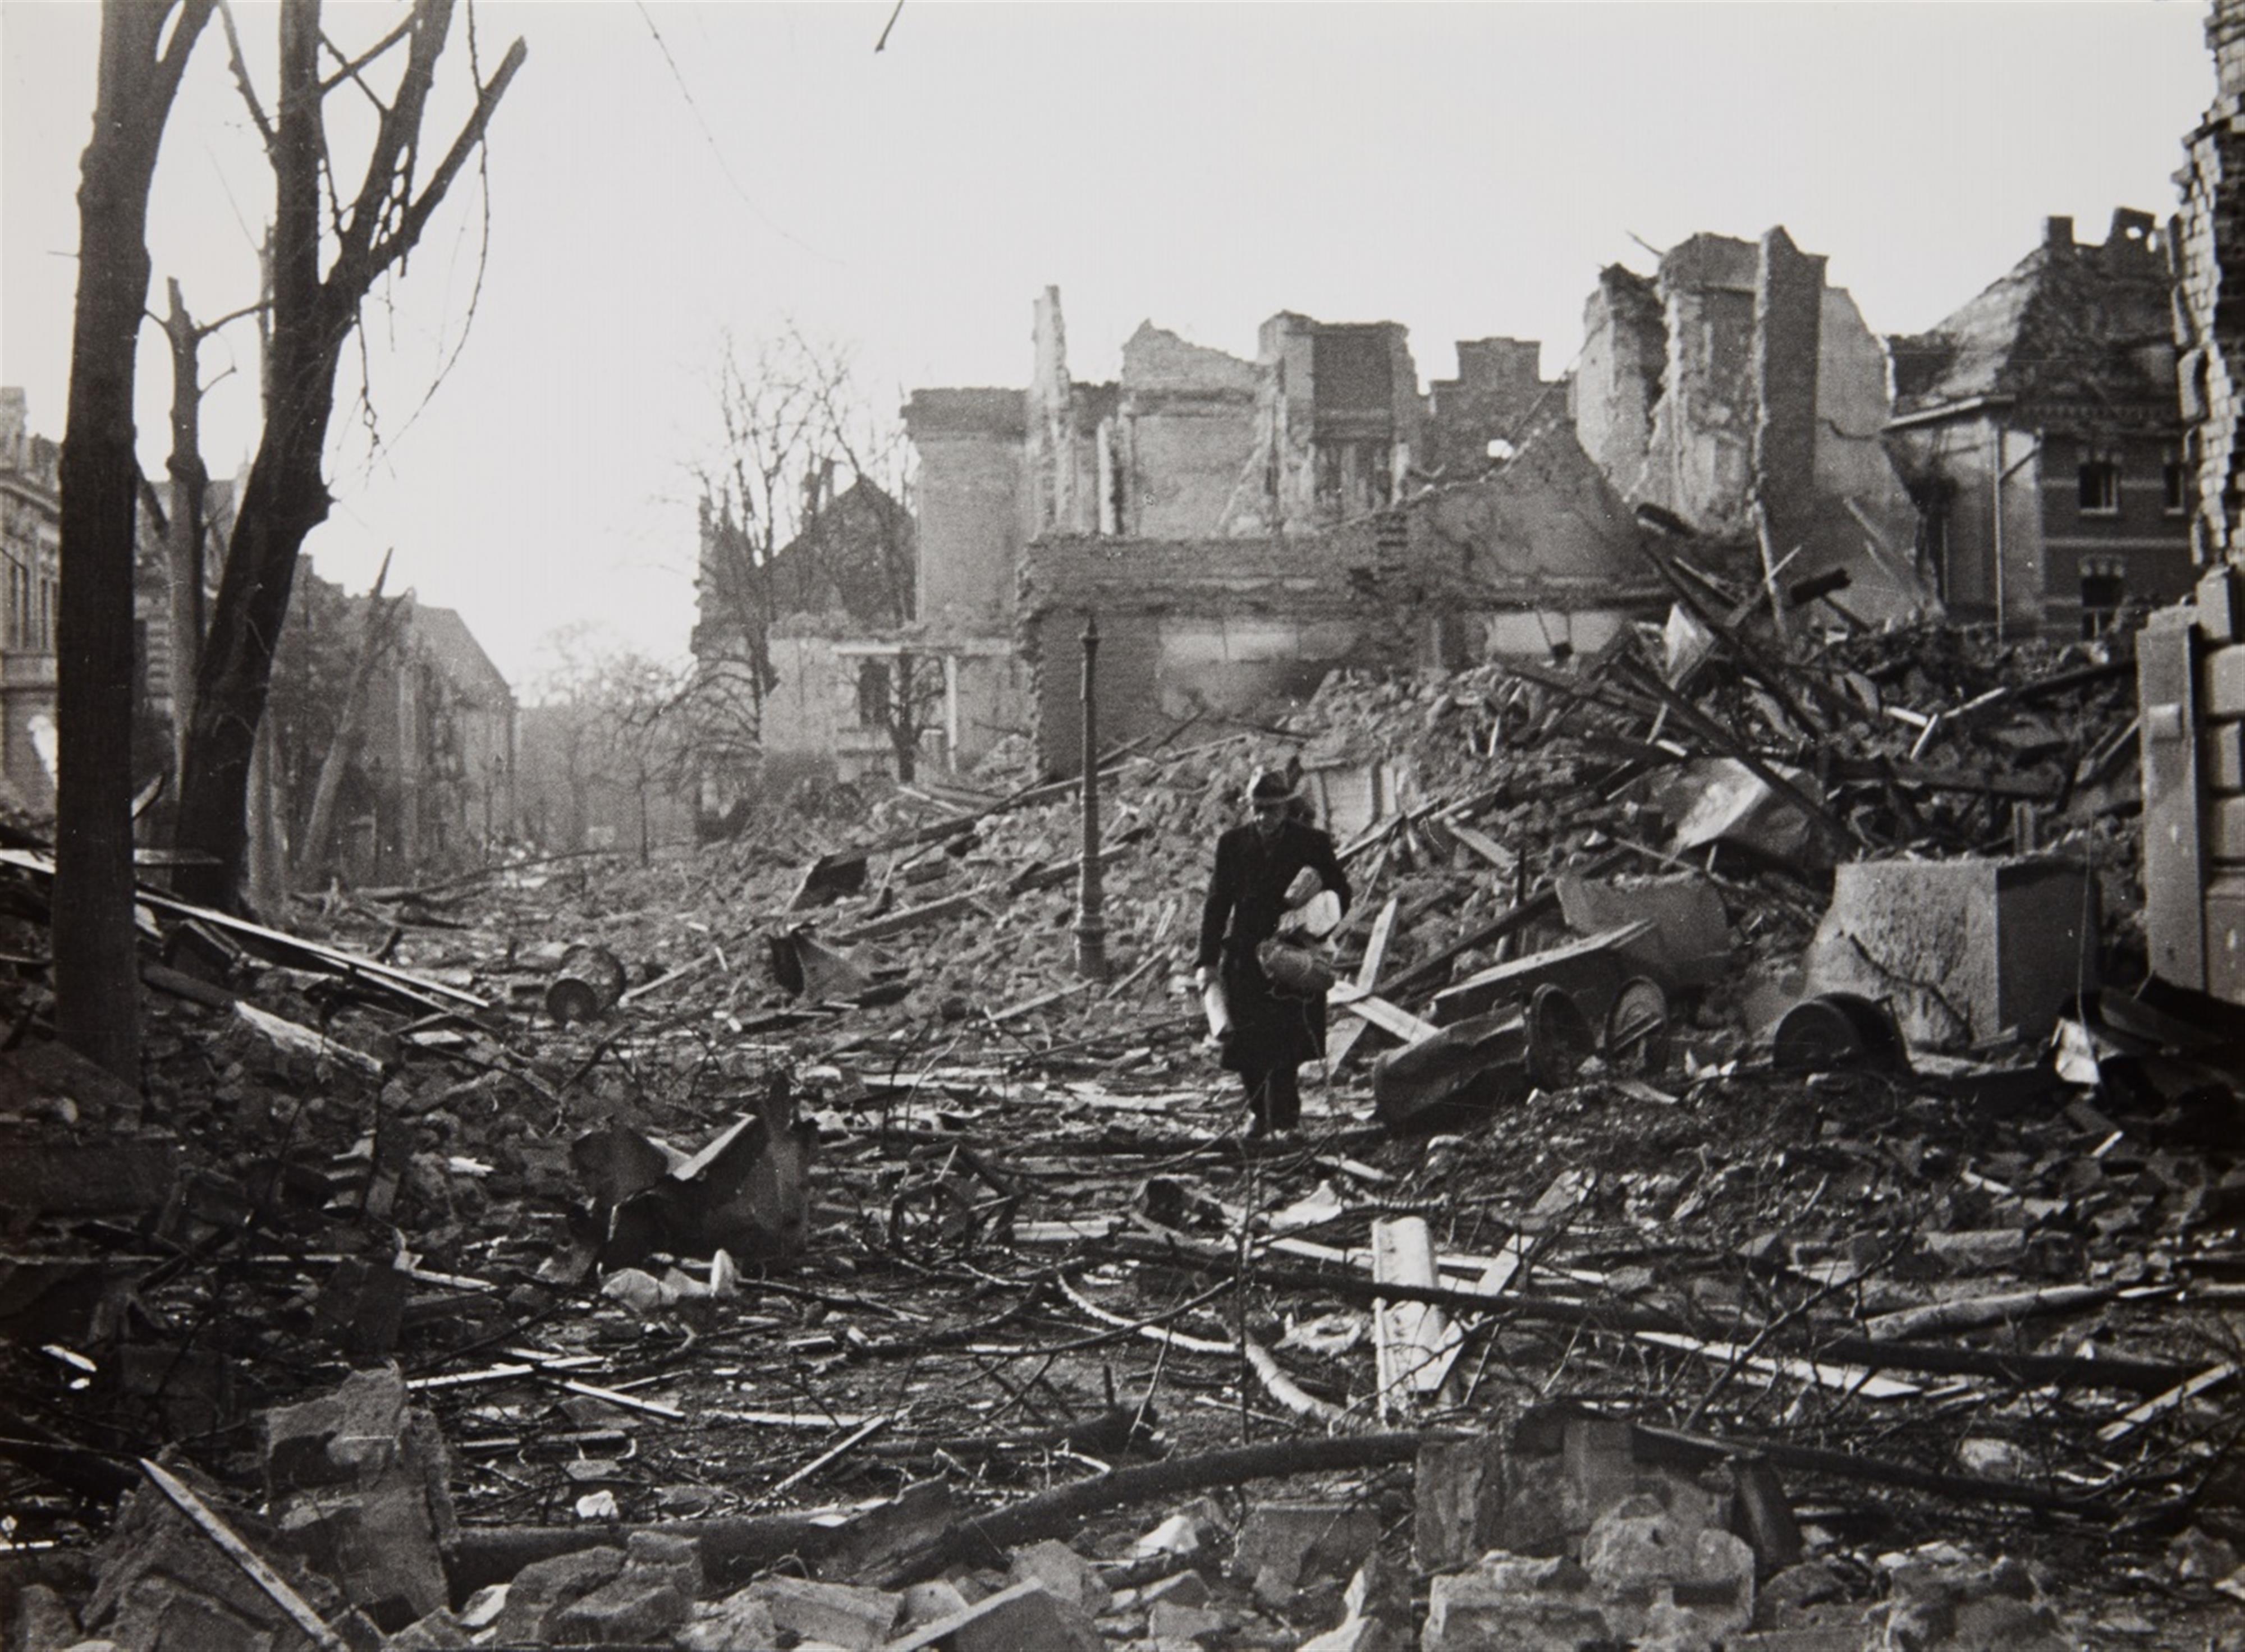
[631,1,836,264]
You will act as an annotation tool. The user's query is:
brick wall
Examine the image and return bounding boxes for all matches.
[2177,0,2245,566]
[913,428,1025,622]
[1573,267,1665,497]
[1752,227,1827,559]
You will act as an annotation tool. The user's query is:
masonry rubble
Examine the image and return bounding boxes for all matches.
[1,529,2243,1650]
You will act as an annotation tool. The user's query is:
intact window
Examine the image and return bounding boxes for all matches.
[2165,452,2189,516]
[2078,456,2120,515]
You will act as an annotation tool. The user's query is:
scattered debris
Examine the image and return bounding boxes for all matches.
[1,605,2237,1649]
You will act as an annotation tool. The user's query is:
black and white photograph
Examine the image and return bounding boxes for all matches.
[1,1,2241,1646]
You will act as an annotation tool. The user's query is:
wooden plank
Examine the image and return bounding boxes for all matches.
[1372,1217,1457,1415]
[138,1460,350,1651]
[989,980,1093,1025]
[618,948,719,1005]
[2095,1361,2238,1444]
[1430,920,1653,1022]
[1446,821,1514,870]
[1633,1331,1922,1399]
[1325,897,1399,1067]
[1328,983,1441,1045]
[831,889,987,946]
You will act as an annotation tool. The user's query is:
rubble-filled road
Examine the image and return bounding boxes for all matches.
[1,608,2241,1651]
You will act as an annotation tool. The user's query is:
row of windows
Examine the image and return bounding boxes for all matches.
[2077,453,2188,517]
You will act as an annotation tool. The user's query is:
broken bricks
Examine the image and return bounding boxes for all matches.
[262,1366,456,1633]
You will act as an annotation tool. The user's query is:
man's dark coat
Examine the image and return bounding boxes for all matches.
[1196,819,1353,1075]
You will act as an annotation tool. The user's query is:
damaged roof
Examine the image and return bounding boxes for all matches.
[1889,211,2178,426]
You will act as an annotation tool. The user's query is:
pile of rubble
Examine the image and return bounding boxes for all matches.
[1,579,2241,1651]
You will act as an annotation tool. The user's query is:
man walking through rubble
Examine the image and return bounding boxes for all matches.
[1195,768,1352,1136]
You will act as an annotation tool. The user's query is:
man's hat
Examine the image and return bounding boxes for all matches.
[1247,767,1296,805]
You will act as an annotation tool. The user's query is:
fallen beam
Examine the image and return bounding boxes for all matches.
[1088,1236,2191,1393]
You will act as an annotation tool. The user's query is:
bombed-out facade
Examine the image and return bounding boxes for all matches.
[1887,210,2193,639]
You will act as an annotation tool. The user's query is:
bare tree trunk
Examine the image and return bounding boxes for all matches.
[244,706,287,917]
[157,279,259,800]
[160,280,208,791]
[54,0,214,1080]
[292,559,404,885]
[172,0,522,907]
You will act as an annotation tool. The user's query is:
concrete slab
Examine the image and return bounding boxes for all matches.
[1803,856,2097,1048]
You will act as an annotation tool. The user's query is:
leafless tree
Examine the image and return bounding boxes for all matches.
[525,629,690,864]
[171,0,525,908]
[55,0,217,1079]
[689,327,915,800]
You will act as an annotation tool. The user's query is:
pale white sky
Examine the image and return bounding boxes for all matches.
[0,2,2217,687]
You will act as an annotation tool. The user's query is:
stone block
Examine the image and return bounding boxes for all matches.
[1728,1626,1871,1651]
[1803,856,2098,1048]
[949,1581,1103,1652]
[1231,1503,1380,1603]
[1146,1598,1234,1644]
[1006,1538,1109,1616]
[677,1590,780,1651]
[622,1529,702,1599]
[1582,1497,1755,1649]
[1869,1546,2068,1652]
[1727,1457,1802,1576]
[1563,1416,1639,1522]
[80,1471,369,1652]
[276,1477,449,1631]
[745,1576,899,1650]
[1421,1556,1611,1652]
[13,1583,80,1652]
[1756,1560,1847,1623]
[1415,1435,1507,1572]
[897,1579,971,1628]
[1302,1614,1390,1651]
[381,1608,470,1649]
[0,1124,178,1220]
[548,1577,690,1645]
[2207,721,2245,792]
[1493,1449,1572,1555]
[1556,873,1734,988]
[492,1547,626,1645]
[264,1368,411,1497]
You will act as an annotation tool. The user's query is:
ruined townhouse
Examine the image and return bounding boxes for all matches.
[1573,227,1934,629]
[697,434,1025,795]
[739,237,1954,793]
[1009,291,1656,781]
[1886,209,2192,639]
[345,598,516,878]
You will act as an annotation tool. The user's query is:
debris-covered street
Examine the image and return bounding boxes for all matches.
[6,3,2245,1650]
[3,564,2242,1648]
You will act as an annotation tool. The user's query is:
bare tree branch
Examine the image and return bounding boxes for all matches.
[217,0,276,150]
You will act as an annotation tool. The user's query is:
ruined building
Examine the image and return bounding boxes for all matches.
[2143,0,2245,1004]
[1887,210,2192,638]
[997,291,1652,774]
[0,389,62,809]
[1573,227,1933,629]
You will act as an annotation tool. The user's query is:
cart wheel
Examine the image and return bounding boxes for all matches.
[1524,984,1596,1089]
[1771,992,1909,1076]
[1605,976,1671,1075]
